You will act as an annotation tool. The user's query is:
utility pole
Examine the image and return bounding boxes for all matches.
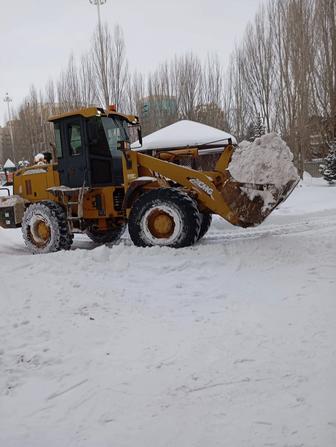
[89,0,106,32]
[3,93,16,163]
[89,0,109,108]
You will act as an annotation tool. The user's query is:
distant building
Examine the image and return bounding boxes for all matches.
[137,96,178,135]
[139,96,178,116]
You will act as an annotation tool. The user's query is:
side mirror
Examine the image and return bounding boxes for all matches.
[137,128,143,146]
[118,141,129,152]
[118,141,132,168]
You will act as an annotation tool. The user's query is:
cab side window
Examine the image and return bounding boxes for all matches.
[68,123,82,156]
[54,123,63,158]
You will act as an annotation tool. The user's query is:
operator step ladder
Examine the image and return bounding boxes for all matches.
[47,185,89,220]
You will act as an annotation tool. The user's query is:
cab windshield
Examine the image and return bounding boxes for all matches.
[87,115,133,159]
[101,116,129,154]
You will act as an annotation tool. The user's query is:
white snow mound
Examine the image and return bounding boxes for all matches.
[132,120,237,151]
[229,133,299,187]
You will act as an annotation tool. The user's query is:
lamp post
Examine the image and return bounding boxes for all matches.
[89,0,109,108]
[89,0,106,34]
[3,93,16,163]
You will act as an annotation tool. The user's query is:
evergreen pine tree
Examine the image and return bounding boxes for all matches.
[320,139,336,184]
[254,113,265,139]
[245,122,255,142]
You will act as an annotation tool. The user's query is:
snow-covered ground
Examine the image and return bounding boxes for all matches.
[0,177,336,447]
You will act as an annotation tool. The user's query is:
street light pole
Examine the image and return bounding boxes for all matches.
[89,0,106,34]
[89,0,108,108]
[3,93,16,163]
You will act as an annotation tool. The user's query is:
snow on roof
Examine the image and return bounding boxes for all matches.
[3,159,15,169]
[131,120,237,151]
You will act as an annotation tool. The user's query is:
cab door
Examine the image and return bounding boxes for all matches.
[56,117,89,188]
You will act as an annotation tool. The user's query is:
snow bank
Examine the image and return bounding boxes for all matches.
[229,133,299,186]
[0,183,336,446]
[132,120,237,151]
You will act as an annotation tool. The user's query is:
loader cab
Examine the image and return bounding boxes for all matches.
[51,109,134,188]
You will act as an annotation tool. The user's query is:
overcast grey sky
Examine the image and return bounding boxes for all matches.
[0,0,261,126]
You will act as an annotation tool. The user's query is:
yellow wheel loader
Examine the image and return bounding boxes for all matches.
[0,106,298,254]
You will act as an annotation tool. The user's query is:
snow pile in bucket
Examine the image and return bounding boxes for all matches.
[229,133,298,186]
[228,133,299,210]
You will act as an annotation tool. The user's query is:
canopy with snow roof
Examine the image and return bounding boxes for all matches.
[3,159,16,169]
[131,120,237,151]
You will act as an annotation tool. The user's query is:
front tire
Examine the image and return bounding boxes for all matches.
[128,188,201,248]
[22,201,73,254]
[197,213,212,241]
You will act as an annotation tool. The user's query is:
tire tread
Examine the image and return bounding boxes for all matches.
[128,188,201,248]
[22,201,73,253]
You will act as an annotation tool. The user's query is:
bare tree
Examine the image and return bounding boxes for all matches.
[126,71,145,114]
[240,5,275,132]
[271,0,314,173]
[224,47,252,141]
[90,23,129,110]
[78,54,97,107]
[311,0,336,141]
[196,54,227,129]
[10,4,336,167]
[91,23,110,108]
[177,53,202,120]
[56,54,83,111]
[108,25,128,111]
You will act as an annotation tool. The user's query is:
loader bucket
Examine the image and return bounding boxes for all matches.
[219,175,299,228]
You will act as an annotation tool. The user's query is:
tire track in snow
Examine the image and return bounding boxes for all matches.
[1,210,336,254]
[204,212,336,244]
[46,379,89,401]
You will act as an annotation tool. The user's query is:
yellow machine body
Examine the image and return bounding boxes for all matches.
[0,106,298,252]
[13,164,126,229]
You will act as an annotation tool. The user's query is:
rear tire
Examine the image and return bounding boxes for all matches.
[22,201,73,254]
[86,225,126,244]
[128,188,201,248]
[197,213,212,241]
